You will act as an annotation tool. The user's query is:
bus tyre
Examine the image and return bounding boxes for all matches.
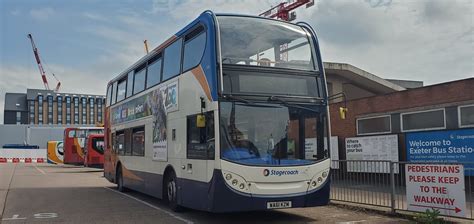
[165,171,182,212]
[117,166,126,192]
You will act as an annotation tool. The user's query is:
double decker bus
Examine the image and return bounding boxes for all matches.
[84,134,105,168]
[104,11,331,212]
[64,127,103,165]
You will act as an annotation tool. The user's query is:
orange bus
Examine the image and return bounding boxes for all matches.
[63,127,103,165]
[84,134,105,168]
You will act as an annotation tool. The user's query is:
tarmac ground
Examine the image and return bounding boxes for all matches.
[0,163,409,224]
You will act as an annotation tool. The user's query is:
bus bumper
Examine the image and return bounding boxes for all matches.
[208,169,330,213]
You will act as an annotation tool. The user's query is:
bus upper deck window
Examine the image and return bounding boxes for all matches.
[183,26,206,71]
[162,38,183,81]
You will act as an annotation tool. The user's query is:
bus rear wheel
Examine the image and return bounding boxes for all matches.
[164,171,182,212]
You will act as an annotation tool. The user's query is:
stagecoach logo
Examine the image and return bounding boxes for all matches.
[263,169,299,177]
[263,169,270,176]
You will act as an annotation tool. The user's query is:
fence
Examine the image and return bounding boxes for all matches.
[330,160,474,220]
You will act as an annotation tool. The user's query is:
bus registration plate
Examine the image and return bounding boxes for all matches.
[267,201,292,209]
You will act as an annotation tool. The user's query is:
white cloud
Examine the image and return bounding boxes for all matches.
[30,7,55,21]
[150,0,274,20]
[298,0,473,84]
[78,13,177,75]
[10,9,21,16]
[0,65,43,124]
[149,0,179,13]
[2,0,472,124]
[82,12,109,22]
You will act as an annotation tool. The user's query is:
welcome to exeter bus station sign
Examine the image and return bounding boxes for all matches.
[406,164,466,218]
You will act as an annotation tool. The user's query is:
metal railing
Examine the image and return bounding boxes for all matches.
[330,160,474,220]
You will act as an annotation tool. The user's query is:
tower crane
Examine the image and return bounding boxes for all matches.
[27,34,61,92]
[259,0,314,21]
[259,0,315,61]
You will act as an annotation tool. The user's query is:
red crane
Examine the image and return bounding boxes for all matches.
[259,0,314,21]
[259,0,315,61]
[27,34,61,92]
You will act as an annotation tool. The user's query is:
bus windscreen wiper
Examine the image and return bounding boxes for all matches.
[268,95,319,112]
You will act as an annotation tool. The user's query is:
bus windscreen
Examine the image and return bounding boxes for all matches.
[218,16,317,71]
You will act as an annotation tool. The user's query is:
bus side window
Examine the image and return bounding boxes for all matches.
[125,129,132,156]
[111,132,116,152]
[183,25,206,71]
[187,111,214,160]
[162,38,183,81]
[131,127,145,156]
[116,131,125,156]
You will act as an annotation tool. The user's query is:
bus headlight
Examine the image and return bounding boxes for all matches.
[308,168,330,191]
[222,171,249,192]
[322,171,328,178]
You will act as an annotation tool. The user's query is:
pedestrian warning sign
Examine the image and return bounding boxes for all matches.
[406,164,466,217]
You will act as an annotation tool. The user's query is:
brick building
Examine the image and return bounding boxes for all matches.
[329,78,474,160]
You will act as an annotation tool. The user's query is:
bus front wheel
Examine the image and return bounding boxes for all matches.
[116,166,126,192]
[164,171,182,212]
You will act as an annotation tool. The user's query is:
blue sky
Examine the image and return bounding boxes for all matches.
[0,0,473,123]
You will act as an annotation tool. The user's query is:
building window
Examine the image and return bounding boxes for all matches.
[97,98,103,123]
[459,104,474,128]
[89,98,95,124]
[29,100,35,124]
[162,38,183,81]
[74,97,79,124]
[16,111,21,124]
[65,97,71,124]
[82,98,87,124]
[38,95,43,124]
[57,96,63,124]
[401,108,445,132]
[132,127,145,156]
[47,96,53,124]
[357,115,391,135]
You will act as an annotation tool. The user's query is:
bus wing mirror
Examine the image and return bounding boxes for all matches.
[197,114,206,128]
[339,107,348,120]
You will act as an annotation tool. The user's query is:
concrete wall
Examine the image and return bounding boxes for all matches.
[0,125,91,149]
[27,127,66,148]
[0,125,27,146]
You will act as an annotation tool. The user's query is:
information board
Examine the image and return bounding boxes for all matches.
[406,129,474,175]
[304,136,339,169]
[406,164,466,217]
[346,134,398,173]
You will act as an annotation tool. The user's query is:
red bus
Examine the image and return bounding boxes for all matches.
[63,127,103,165]
[84,134,105,168]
